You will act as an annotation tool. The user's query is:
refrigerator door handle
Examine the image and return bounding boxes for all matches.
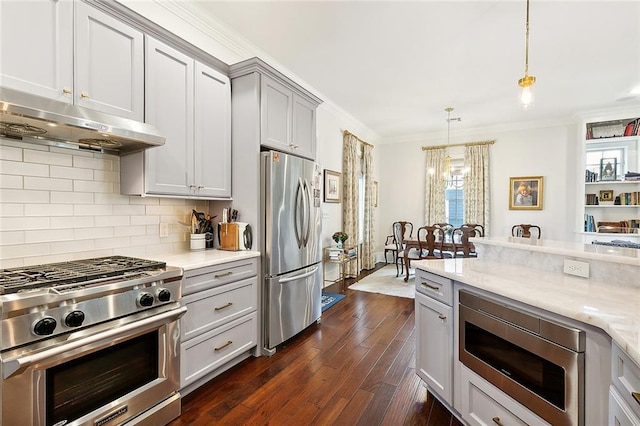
[302,179,311,247]
[278,266,319,283]
[294,178,303,248]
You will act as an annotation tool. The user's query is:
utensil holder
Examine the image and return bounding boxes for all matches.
[190,233,205,251]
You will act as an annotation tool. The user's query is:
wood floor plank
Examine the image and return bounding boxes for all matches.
[170,263,462,426]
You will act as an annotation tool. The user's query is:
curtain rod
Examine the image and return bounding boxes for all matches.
[421,140,495,151]
[343,130,374,148]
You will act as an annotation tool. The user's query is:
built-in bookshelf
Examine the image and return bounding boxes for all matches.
[582,116,640,238]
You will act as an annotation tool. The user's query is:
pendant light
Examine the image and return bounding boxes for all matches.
[518,0,536,109]
[443,107,461,187]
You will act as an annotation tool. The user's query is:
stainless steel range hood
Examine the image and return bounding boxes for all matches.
[0,88,165,154]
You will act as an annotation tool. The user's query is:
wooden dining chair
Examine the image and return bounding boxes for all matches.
[393,221,421,277]
[512,224,541,239]
[452,226,481,257]
[462,223,485,237]
[386,221,414,266]
[416,225,446,260]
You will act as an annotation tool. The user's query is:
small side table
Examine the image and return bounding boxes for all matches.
[323,246,358,292]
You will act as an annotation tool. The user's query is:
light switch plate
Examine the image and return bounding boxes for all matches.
[159,223,169,238]
[563,259,590,278]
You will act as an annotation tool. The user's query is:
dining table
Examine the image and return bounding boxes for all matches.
[402,238,456,282]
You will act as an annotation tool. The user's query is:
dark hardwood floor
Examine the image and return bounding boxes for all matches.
[170,263,463,425]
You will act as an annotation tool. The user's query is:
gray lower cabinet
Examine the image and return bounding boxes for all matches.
[179,257,258,395]
[610,342,640,425]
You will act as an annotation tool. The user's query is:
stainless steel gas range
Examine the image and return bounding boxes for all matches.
[0,256,186,426]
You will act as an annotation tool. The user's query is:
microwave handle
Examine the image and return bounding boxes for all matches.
[2,305,187,379]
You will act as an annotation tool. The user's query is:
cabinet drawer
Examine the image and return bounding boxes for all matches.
[610,386,640,426]
[181,312,257,388]
[415,269,453,306]
[182,257,258,295]
[612,342,640,419]
[181,276,257,341]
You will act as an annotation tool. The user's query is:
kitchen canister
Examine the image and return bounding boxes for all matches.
[190,233,206,251]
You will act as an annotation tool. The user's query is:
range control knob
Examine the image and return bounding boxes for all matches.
[34,317,57,336]
[138,292,154,307]
[64,310,85,328]
[157,289,171,302]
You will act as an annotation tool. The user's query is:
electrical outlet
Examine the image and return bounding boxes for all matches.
[563,259,590,278]
[159,223,169,238]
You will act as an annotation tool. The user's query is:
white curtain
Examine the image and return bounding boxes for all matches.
[362,144,375,270]
[464,144,491,235]
[342,133,360,277]
[424,148,447,225]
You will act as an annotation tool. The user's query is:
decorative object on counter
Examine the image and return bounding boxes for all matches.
[189,210,216,249]
[323,169,341,203]
[332,231,349,249]
[190,233,205,251]
[600,158,618,181]
[509,176,543,210]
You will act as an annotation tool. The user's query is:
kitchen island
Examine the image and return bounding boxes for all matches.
[413,237,640,426]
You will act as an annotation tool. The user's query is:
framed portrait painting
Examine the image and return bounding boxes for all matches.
[509,176,544,210]
[323,169,341,203]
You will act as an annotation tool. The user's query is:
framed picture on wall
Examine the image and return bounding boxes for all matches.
[323,169,341,203]
[509,176,544,210]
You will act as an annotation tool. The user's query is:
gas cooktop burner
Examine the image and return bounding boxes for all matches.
[0,256,166,295]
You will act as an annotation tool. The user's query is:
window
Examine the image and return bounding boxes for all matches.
[445,160,464,227]
[586,147,625,180]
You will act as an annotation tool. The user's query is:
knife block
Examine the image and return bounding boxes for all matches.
[219,222,239,251]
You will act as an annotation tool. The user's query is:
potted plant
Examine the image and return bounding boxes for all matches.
[332,232,349,249]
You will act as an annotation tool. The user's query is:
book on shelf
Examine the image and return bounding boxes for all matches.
[584,214,596,232]
[585,193,598,205]
[585,169,598,182]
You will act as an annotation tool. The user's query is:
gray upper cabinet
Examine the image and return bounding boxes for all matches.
[231,58,322,161]
[0,0,144,121]
[120,36,231,199]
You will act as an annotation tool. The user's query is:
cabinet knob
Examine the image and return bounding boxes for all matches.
[197,185,204,189]
[189,185,197,189]
[80,92,90,99]
[438,314,447,321]
[492,417,504,426]
[62,88,72,95]
[289,143,299,149]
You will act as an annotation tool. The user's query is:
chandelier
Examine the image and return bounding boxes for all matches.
[443,107,462,187]
[518,0,536,109]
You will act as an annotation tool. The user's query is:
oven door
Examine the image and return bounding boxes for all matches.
[459,303,583,426]
[1,304,186,426]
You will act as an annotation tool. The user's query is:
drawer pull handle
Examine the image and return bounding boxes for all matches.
[214,340,233,351]
[214,302,233,311]
[438,314,446,320]
[421,282,440,291]
[80,92,90,99]
[62,88,72,94]
[492,417,504,426]
[214,271,233,279]
[633,391,640,406]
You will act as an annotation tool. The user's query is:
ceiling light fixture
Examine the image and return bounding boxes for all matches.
[518,0,536,109]
[444,107,462,187]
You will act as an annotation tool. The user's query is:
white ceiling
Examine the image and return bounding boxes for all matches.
[186,1,640,141]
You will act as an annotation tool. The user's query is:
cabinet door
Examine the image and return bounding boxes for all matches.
[0,0,73,102]
[415,292,452,405]
[75,1,143,121]
[145,37,194,195]
[194,62,231,198]
[260,75,293,151]
[292,93,317,159]
[610,386,640,426]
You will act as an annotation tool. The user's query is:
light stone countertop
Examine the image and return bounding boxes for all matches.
[146,249,260,271]
[413,257,640,366]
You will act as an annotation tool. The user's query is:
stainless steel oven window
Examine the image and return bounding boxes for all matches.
[46,331,159,425]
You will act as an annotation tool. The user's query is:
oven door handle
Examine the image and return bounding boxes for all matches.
[2,306,187,380]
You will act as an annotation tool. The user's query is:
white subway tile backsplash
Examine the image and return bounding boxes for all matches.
[0,144,22,161]
[51,191,93,204]
[0,189,49,203]
[0,242,52,263]
[94,236,131,250]
[51,216,94,229]
[25,229,74,243]
[94,215,130,227]
[24,149,72,166]
[94,170,120,183]
[74,204,113,216]
[131,215,160,226]
[0,159,48,176]
[73,180,113,193]
[25,204,74,217]
[0,174,23,189]
[24,176,73,191]
[50,165,93,180]
[0,216,51,231]
[49,239,96,255]
[130,197,160,205]
[114,225,147,237]
[94,193,130,205]
[112,204,145,215]
[73,156,114,171]
[74,227,113,240]
[0,231,25,246]
[145,205,182,215]
[0,204,24,217]
[130,234,162,247]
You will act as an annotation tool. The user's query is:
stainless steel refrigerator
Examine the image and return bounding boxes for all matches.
[261,150,322,352]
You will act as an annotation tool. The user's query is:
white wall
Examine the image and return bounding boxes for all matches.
[376,121,580,251]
